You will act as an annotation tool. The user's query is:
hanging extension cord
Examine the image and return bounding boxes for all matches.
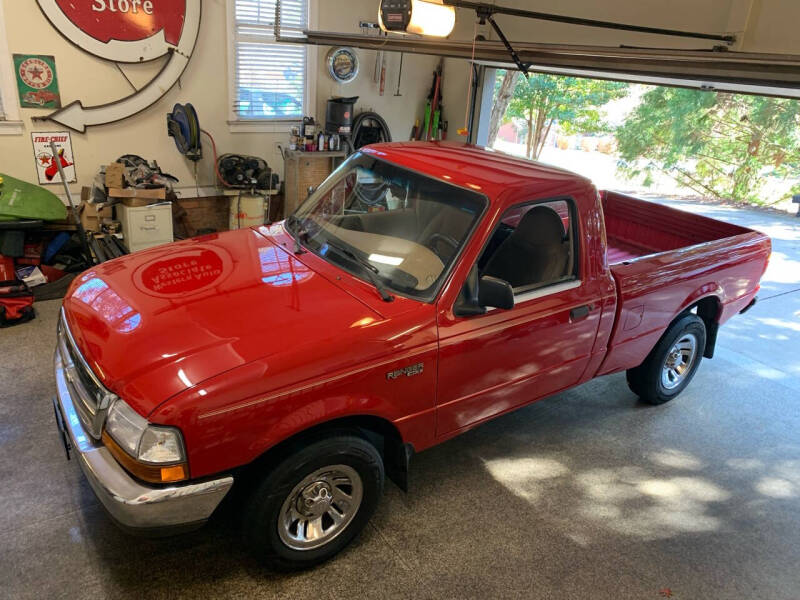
[200,128,235,188]
[458,20,479,137]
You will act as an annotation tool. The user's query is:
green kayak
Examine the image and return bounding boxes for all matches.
[0,174,67,222]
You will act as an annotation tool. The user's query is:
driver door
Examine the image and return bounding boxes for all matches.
[436,198,602,436]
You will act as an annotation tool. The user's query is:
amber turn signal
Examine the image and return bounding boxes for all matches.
[160,465,188,483]
[102,431,189,484]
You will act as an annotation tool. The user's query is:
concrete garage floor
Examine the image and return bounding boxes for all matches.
[1,200,798,600]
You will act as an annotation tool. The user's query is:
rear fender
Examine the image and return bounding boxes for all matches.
[675,288,723,359]
[677,284,724,318]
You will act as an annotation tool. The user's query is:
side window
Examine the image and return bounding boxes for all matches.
[478,199,578,294]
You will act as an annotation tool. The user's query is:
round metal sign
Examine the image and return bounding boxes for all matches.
[327,47,359,84]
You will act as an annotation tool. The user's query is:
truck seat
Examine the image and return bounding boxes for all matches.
[418,202,474,261]
[482,205,569,289]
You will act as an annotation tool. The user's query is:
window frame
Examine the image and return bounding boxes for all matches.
[478,195,582,301]
[226,0,317,133]
[0,1,23,136]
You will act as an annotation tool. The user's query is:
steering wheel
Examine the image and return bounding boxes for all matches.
[425,233,460,260]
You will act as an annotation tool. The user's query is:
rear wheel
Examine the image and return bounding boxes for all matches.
[626,313,706,405]
[243,434,384,571]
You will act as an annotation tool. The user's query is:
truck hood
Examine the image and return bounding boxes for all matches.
[62,228,382,417]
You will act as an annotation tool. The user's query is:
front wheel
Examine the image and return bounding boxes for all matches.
[243,434,384,571]
[626,313,706,405]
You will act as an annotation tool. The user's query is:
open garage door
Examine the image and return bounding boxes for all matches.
[286,31,800,99]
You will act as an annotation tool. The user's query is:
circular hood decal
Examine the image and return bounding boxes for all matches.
[133,245,234,299]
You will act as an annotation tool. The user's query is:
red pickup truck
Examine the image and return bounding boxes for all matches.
[53,142,770,569]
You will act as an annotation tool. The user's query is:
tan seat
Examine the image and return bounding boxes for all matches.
[418,202,474,261]
[483,205,569,289]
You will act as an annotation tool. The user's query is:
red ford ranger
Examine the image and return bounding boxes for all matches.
[53,142,770,569]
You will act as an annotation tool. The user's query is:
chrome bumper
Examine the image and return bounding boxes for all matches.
[53,349,233,531]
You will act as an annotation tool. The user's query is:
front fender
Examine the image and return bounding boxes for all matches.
[150,343,438,479]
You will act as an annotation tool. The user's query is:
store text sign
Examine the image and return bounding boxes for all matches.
[34,0,200,132]
[53,0,186,48]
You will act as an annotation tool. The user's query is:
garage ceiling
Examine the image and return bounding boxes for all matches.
[286,30,800,99]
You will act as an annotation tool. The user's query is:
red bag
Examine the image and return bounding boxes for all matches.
[0,280,35,328]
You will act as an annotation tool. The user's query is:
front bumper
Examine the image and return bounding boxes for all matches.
[53,349,233,532]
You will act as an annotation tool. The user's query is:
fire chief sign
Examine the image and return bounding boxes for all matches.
[35,0,201,132]
[31,132,77,185]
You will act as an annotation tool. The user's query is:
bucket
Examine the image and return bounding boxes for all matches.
[229,194,266,230]
[326,96,359,135]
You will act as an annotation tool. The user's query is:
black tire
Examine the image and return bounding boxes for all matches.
[626,313,706,405]
[243,434,384,571]
[625,367,643,397]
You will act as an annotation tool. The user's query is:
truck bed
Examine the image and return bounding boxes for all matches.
[597,191,771,377]
[601,191,751,264]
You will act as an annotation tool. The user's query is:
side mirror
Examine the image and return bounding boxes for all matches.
[478,276,514,310]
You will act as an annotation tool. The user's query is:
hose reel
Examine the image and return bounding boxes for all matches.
[167,103,202,161]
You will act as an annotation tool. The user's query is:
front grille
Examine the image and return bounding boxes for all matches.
[57,311,115,439]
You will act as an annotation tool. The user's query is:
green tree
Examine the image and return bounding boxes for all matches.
[504,71,627,160]
[616,87,800,204]
[488,70,521,147]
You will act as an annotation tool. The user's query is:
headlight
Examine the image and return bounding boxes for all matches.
[105,399,146,455]
[103,399,188,484]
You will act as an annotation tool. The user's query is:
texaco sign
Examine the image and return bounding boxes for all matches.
[35,0,201,132]
[19,57,55,89]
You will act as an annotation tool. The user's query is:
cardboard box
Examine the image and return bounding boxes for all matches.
[105,163,125,189]
[107,187,167,208]
[80,201,113,232]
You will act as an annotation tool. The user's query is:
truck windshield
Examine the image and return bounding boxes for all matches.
[287,153,486,301]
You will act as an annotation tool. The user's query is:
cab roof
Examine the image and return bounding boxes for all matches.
[362,141,592,204]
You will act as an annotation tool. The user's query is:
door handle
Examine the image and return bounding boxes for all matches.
[570,304,591,322]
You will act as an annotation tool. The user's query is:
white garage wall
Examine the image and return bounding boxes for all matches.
[0,0,797,197]
[0,0,436,198]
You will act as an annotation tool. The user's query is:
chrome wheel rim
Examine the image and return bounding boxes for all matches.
[278,465,363,551]
[661,333,698,390]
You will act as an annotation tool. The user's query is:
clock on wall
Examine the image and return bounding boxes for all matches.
[327,47,359,84]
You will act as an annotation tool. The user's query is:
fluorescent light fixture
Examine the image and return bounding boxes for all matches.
[379,0,456,38]
[369,253,404,266]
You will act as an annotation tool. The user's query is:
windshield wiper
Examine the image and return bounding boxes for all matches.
[325,241,395,302]
[285,215,306,254]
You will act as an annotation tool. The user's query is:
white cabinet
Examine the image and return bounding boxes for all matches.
[118,203,174,253]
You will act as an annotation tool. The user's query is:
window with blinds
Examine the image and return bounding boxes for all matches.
[232,0,308,120]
